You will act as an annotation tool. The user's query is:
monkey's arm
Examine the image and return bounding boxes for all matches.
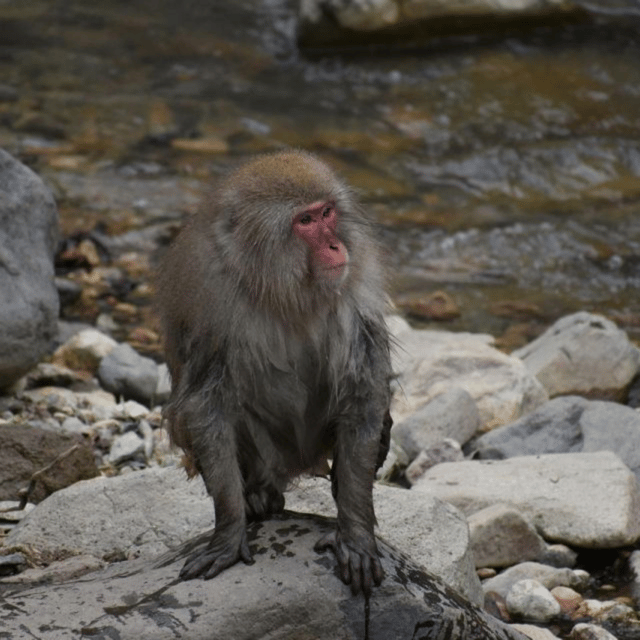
[315,318,391,595]
[171,367,253,580]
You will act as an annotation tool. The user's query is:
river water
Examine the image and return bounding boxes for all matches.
[2,0,640,344]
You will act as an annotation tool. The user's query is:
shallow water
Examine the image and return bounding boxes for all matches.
[2,0,640,339]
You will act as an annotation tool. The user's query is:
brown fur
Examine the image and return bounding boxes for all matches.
[156,150,392,594]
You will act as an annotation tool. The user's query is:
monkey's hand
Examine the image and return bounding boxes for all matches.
[314,527,383,595]
[181,524,253,580]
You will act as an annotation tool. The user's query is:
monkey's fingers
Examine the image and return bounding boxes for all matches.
[314,531,383,595]
[180,529,254,580]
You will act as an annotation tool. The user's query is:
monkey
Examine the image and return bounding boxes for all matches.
[156,150,392,595]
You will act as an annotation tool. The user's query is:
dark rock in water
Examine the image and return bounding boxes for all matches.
[0,149,59,389]
[0,512,527,640]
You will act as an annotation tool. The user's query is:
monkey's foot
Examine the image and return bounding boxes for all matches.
[180,527,253,580]
[314,529,383,595]
[245,485,285,522]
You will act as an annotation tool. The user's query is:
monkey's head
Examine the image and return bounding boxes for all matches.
[212,150,372,317]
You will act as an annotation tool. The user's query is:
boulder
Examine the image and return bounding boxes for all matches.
[0,150,59,388]
[0,512,529,640]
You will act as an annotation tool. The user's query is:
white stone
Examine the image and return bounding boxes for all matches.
[506,579,561,622]
[389,316,547,429]
[514,312,640,398]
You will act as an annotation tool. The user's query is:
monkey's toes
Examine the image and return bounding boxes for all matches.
[314,530,383,596]
[180,530,254,580]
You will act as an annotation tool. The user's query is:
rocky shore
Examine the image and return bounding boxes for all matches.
[1,148,640,638]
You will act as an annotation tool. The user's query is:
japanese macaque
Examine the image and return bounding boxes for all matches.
[156,150,392,595]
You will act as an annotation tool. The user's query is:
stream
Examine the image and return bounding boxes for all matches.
[1,0,640,344]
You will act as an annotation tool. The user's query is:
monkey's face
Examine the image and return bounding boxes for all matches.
[293,200,350,287]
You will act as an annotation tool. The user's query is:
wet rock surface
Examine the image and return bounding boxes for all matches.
[0,513,529,640]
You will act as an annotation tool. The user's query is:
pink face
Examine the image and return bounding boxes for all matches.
[293,200,349,283]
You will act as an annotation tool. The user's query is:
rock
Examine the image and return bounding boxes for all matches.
[21,362,83,389]
[287,476,483,603]
[0,513,529,640]
[392,387,480,458]
[97,343,160,405]
[405,438,464,484]
[397,289,461,321]
[538,544,577,568]
[506,579,561,622]
[0,149,59,389]
[413,452,640,548]
[512,624,561,640]
[155,363,171,403]
[513,312,640,400]
[482,562,589,599]
[52,328,118,373]
[575,599,636,623]
[20,386,118,422]
[468,504,547,569]
[298,0,580,48]
[569,624,618,640]
[108,431,146,465]
[550,586,583,616]
[4,467,212,561]
[1,555,105,584]
[0,501,34,535]
[474,396,640,483]
[0,424,99,504]
[60,416,89,435]
[116,399,150,419]
[388,316,547,429]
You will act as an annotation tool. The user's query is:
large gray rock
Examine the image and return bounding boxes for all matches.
[474,396,640,483]
[5,466,212,561]
[513,312,640,400]
[388,315,547,429]
[0,513,528,640]
[413,451,640,548]
[0,150,59,388]
[5,468,482,604]
[288,476,483,603]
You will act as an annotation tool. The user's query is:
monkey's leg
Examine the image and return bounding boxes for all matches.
[237,420,286,521]
[314,407,385,596]
[179,397,253,580]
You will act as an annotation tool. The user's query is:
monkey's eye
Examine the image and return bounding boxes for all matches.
[322,205,333,218]
[298,214,313,225]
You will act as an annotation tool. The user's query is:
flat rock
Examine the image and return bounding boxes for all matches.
[474,396,640,482]
[4,466,212,561]
[0,513,528,640]
[413,451,640,548]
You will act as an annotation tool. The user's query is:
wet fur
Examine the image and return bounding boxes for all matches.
[156,150,392,591]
